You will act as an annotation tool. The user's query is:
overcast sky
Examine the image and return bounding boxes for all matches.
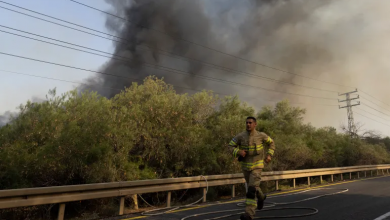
[1,0,390,137]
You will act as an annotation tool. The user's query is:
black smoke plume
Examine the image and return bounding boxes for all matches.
[82,0,341,98]
[79,0,390,131]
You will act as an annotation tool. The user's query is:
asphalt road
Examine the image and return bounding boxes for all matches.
[112,175,390,220]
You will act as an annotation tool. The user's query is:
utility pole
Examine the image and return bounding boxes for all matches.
[339,89,360,138]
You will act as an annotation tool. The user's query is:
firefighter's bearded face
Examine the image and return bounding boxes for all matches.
[246,119,256,131]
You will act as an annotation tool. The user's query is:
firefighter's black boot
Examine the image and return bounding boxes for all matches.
[257,194,266,210]
[240,213,253,220]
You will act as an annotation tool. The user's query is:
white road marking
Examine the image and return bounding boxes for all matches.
[374,211,390,220]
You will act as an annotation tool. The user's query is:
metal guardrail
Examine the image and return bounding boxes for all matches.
[1,164,390,220]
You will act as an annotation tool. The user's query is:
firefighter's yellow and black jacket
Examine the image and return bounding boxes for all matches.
[228,130,275,170]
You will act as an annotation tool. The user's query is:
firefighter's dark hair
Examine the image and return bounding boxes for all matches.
[246,116,257,122]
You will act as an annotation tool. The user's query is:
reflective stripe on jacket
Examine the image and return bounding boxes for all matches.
[228,130,275,170]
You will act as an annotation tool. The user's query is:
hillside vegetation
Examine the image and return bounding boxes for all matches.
[1,76,390,219]
[1,76,390,190]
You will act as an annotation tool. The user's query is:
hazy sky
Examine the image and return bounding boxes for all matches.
[0,0,110,113]
[1,0,390,137]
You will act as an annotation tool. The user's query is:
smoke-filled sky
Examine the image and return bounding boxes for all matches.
[1,0,390,136]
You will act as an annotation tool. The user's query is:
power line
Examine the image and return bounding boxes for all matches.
[0,69,122,91]
[0,30,338,101]
[150,62,338,100]
[0,5,115,42]
[68,0,354,89]
[0,29,246,94]
[0,69,228,96]
[3,26,298,92]
[6,0,390,133]
[361,103,390,118]
[360,90,390,108]
[0,25,117,57]
[360,96,390,111]
[289,103,337,107]
[0,69,338,108]
[0,51,143,80]
[0,29,118,60]
[69,0,390,113]
[0,53,231,96]
[0,4,340,94]
[0,28,239,93]
[360,92,390,110]
[360,96,390,117]
[4,1,390,112]
[356,107,390,122]
[0,51,337,100]
[0,0,121,39]
[354,110,390,128]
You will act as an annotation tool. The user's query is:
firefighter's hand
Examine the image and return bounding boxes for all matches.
[265,155,272,163]
[238,150,246,157]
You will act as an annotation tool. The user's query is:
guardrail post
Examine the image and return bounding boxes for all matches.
[350,172,352,180]
[387,169,389,175]
[365,171,366,178]
[293,178,296,188]
[377,170,379,176]
[320,176,323,184]
[382,170,384,175]
[57,203,66,220]
[232,185,235,198]
[119,196,125,215]
[331,174,334,182]
[276,180,279,190]
[131,195,139,210]
[167,192,172,208]
[203,188,207,203]
[308,177,310,186]
[357,172,359,179]
[371,170,373,176]
[341,173,343,181]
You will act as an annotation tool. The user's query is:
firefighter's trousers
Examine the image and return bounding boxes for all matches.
[243,168,265,218]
